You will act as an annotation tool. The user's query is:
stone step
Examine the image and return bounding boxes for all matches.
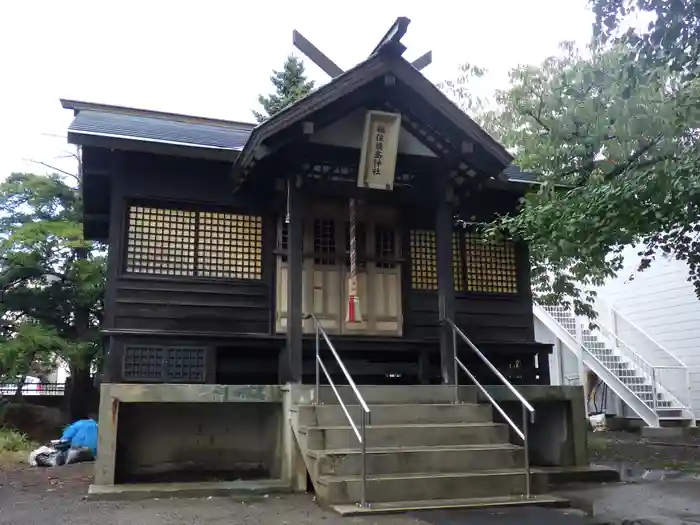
[331,494,570,516]
[301,422,509,449]
[307,443,523,476]
[313,385,477,405]
[296,403,493,427]
[316,469,533,504]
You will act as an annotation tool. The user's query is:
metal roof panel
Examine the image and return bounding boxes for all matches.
[68,110,252,151]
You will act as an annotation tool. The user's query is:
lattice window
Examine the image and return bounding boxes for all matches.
[409,230,437,290]
[314,218,336,265]
[452,232,465,292]
[123,345,165,381]
[165,347,206,382]
[123,345,206,382]
[125,205,262,280]
[464,232,518,294]
[126,207,196,276]
[375,226,397,269]
[198,212,262,279]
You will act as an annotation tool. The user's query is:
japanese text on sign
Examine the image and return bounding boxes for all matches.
[357,111,400,191]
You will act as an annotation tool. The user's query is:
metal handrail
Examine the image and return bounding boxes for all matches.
[606,300,687,368]
[304,313,371,508]
[594,322,690,411]
[537,302,691,417]
[444,318,534,499]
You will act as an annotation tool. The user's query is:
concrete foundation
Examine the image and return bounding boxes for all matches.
[95,384,289,489]
[94,383,589,498]
[477,385,588,467]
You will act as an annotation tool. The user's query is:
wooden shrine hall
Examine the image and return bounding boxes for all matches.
[63,19,594,510]
[63,17,551,389]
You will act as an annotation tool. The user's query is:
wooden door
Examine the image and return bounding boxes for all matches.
[275,206,403,336]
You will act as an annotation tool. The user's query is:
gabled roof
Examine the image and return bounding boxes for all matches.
[234,51,513,176]
[61,99,255,161]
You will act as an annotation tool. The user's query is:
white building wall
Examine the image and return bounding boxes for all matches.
[595,246,700,413]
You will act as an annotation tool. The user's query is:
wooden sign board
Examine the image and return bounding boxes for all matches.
[357,110,401,190]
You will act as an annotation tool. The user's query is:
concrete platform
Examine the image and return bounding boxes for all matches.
[332,494,570,516]
[88,479,291,500]
[533,465,620,485]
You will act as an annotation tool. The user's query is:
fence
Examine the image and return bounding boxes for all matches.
[0,382,66,397]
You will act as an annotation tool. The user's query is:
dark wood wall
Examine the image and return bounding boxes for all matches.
[400,192,535,345]
[104,151,274,336]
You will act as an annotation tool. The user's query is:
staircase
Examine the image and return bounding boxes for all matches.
[291,385,565,515]
[534,303,693,427]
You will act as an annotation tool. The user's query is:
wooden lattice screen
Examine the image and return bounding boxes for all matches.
[452,232,465,292]
[125,206,262,279]
[198,212,262,279]
[409,230,438,290]
[410,229,518,294]
[463,232,518,294]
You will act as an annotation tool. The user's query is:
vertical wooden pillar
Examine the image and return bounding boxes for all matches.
[538,350,551,385]
[436,193,456,384]
[283,178,304,383]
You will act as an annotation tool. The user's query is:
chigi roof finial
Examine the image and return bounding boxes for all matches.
[291,17,433,80]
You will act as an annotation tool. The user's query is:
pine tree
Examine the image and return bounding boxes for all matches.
[253,56,315,122]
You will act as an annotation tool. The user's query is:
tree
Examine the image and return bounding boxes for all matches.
[444,43,700,316]
[590,0,700,80]
[253,55,315,122]
[0,172,105,417]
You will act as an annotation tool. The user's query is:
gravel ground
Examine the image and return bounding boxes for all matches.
[4,431,700,525]
[588,430,700,473]
[0,463,428,525]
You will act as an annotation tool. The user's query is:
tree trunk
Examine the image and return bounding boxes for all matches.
[68,246,95,420]
[67,364,94,420]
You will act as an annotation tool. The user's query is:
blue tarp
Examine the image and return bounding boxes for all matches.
[61,419,98,456]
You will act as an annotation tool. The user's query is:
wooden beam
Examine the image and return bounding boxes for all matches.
[411,51,432,71]
[293,30,344,78]
[371,16,411,56]
[436,186,456,384]
[283,178,304,383]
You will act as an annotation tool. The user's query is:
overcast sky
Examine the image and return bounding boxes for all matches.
[0,0,593,179]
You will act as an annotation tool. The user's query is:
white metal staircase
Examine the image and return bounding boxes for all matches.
[534,301,694,427]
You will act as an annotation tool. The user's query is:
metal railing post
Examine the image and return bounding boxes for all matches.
[360,409,368,508]
[652,368,658,413]
[315,323,320,405]
[453,327,459,404]
[305,313,371,508]
[522,405,531,499]
[447,317,535,500]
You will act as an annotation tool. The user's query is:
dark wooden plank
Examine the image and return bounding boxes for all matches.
[436,195,455,384]
[284,180,303,383]
[103,152,124,330]
[114,316,270,333]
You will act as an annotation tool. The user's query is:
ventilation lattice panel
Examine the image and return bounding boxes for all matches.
[165,347,206,382]
[452,232,465,292]
[123,345,206,382]
[410,230,437,290]
[123,345,165,381]
[197,212,262,279]
[126,207,196,276]
[464,232,518,294]
[125,206,262,280]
